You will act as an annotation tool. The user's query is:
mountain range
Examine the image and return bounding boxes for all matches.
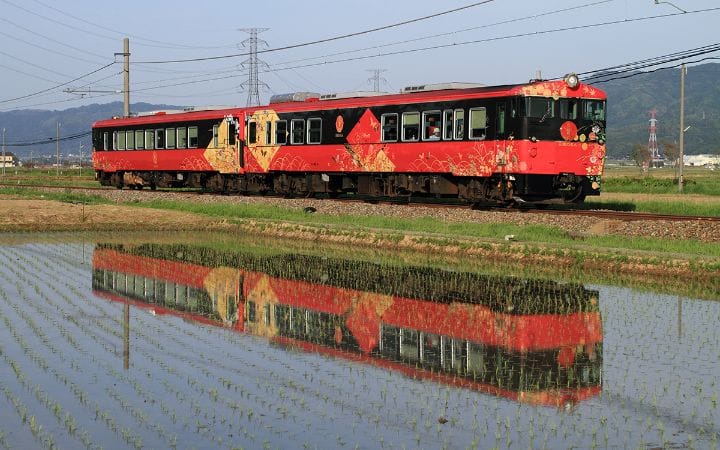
[1,63,719,161]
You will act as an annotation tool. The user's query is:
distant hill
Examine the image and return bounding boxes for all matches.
[599,62,720,158]
[1,64,719,161]
[0,102,180,160]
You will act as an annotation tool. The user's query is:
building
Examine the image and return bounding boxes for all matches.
[0,151,19,167]
[684,154,720,167]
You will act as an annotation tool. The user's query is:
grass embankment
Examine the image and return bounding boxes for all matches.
[1,166,719,297]
[138,198,720,259]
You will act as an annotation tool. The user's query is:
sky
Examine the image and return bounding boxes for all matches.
[1,0,719,112]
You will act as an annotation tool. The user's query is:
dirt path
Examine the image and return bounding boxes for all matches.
[0,199,226,231]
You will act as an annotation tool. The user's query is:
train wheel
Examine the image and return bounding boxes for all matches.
[114,172,124,190]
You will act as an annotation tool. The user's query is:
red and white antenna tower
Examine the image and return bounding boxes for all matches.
[648,109,663,167]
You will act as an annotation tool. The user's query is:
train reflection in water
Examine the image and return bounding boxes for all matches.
[92,243,602,407]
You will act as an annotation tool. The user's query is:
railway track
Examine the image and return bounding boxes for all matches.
[3,182,719,223]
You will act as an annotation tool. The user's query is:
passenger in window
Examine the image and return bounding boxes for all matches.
[428,123,441,140]
[384,116,398,141]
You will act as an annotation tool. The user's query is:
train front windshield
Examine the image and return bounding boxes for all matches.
[583,100,606,121]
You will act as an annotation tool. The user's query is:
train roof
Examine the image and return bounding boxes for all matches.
[93,77,605,128]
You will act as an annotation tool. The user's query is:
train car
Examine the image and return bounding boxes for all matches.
[92,243,602,407]
[91,74,606,204]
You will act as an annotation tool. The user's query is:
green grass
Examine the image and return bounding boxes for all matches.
[0,186,109,205]
[136,199,720,259]
[583,199,720,216]
[602,165,720,195]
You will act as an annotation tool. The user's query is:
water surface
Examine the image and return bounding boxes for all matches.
[0,237,717,449]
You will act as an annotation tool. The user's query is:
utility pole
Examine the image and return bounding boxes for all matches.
[56,122,60,176]
[79,142,84,176]
[678,64,686,192]
[366,68,388,92]
[114,38,130,116]
[2,128,5,177]
[239,28,269,106]
[123,37,130,117]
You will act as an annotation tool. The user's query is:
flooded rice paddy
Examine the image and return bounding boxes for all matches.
[0,235,717,449]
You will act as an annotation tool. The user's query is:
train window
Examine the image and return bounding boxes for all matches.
[145,130,154,149]
[228,122,236,146]
[165,128,176,149]
[454,109,464,140]
[155,129,165,149]
[584,100,606,120]
[248,121,257,144]
[177,127,187,149]
[559,99,579,120]
[497,104,506,135]
[135,130,144,150]
[307,118,322,144]
[126,130,135,150]
[402,112,420,142]
[399,329,420,361]
[188,127,198,148]
[422,111,442,141]
[527,97,555,119]
[381,113,398,142]
[291,119,305,144]
[469,107,487,140]
[265,121,273,145]
[112,131,118,150]
[101,132,108,150]
[275,120,288,145]
[117,130,126,150]
[442,110,453,140]
[212,124,219,147]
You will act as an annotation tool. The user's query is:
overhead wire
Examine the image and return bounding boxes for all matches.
[0,62,116,104]
[4,130,91,147]
[125,6,720,97]
[28,0,238,50]
[0,16,108,61]
[133,0,497,64]
[271,0,616,70]
[3,2,719,108]
[0,32,104,67]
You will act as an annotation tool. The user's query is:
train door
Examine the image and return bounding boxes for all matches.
[495,102,509,169]
[235,114,245,169]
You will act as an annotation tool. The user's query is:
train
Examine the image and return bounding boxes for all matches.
[91,74,606,204]
[92,243,603,407]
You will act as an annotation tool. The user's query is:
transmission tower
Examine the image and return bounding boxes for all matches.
[239,28,269,106]
[648,109,663,167]
[366,68,388,92]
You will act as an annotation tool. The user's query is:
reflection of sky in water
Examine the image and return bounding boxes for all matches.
[0,241,716,449]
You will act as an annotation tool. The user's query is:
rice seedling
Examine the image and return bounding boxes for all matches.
[0,237,718,449]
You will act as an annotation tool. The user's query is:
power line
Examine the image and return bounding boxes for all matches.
[125,7,720,97]
[5,130,91,147]
[579,43,720,82]
[270,0,616,71]
[0,16,107,62]
[26,0,237,51]
[0,62,116,104]
[134,1,497,64]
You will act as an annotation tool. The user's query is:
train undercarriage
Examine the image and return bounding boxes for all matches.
[97,170,596,205]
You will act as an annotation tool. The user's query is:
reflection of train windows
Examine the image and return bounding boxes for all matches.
[399,329,420,361]
[467,342,487,378]
[164,281,176,305]
[422,333,441,368]
[247,301,256,323]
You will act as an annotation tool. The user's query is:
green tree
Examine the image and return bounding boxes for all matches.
[661,140,680,176]
[631,143,651,168]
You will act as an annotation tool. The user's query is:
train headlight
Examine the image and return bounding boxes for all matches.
[564,73,580,89]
